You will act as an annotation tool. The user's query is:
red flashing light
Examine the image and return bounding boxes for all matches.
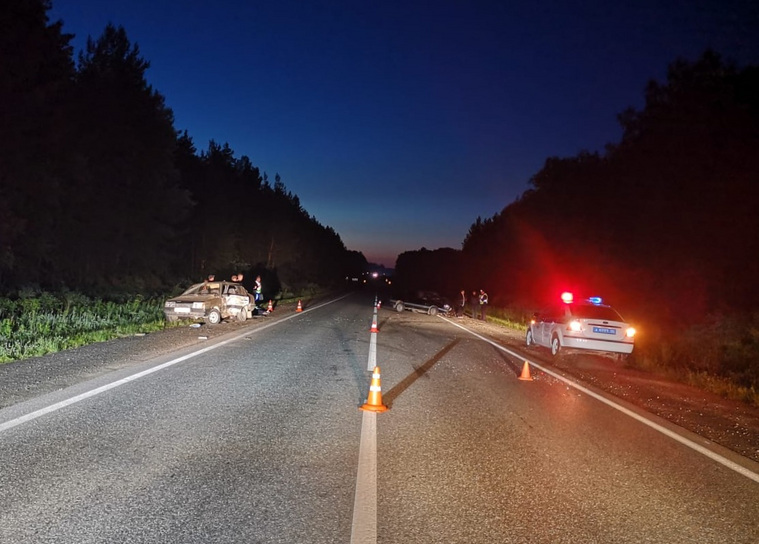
[560,292,574,304]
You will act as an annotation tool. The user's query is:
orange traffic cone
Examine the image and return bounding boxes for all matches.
[518,361,533,381]
[296,300,303,312]
[369,312,379,333]
[267,300,274,312]
[361,366,388,412]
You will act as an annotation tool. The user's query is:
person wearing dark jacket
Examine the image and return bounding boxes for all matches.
[469,290,479,319]
[457,290,466,317]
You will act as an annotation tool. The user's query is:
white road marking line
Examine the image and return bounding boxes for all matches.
[367,332,377,371]
[351,410,378,544]
[0,295,350,434]
[443,317,759,484]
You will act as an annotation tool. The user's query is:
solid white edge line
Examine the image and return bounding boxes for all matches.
[351,410,378,544]
[442,317,759,484]
[0,294,352,434]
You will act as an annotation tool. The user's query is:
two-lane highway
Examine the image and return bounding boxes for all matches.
[1,293,757,543]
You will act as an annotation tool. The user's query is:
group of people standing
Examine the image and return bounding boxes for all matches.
[457,289,488,320]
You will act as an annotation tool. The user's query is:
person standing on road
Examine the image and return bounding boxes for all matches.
[469,290,479,319]
[479,289,489,321]
[457,289,466,318]
[254,275,263,306]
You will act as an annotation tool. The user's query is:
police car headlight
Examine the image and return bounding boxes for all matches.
[569,320,582,332]
[192,302,204,309]
[625,327,636,338]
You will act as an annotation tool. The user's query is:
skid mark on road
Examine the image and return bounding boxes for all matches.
[382,338,460,408]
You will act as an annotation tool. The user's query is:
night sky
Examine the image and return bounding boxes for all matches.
[48,0,758,267]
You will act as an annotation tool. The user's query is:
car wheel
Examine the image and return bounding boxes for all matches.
[526,329,533,346]
[395,302,405,312]
[207,309,221,325]
[428,306,438,316]
[550,335,561,356]
[237,307,247,322]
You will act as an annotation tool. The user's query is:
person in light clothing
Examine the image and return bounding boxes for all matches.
[254,275,263,305]
[479,289,489,320]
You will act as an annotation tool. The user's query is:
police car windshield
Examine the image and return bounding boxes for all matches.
[570,303,623,321]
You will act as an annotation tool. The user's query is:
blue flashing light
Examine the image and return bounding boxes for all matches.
[588,296,603,305]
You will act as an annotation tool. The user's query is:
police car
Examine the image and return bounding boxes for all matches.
[526,293,636,357]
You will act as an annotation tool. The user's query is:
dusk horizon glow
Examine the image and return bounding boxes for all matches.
[49,0,758,267]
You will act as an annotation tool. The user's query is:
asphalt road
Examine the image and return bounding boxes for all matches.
[0,292,757,543]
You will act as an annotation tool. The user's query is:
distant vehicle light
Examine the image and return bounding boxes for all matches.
[372,272,379,278]
[626,327,636,338]
[568,320,582,332]
[561,292,574,304]
[588,296,603,305]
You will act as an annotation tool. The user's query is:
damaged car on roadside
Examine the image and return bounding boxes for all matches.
[163,280,253,324]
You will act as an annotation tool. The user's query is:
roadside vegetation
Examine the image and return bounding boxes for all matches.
[0,291,170,364]
[0,283,329,365]
[483,306,529,332]
[628,313,759,407]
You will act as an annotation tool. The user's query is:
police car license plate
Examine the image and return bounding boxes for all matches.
[174,307,191,313]
[593,327,616,335]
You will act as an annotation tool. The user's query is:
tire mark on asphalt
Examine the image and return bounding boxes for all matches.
[382,338,461,409]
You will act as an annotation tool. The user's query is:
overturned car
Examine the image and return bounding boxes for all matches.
[163,281,253,324]
[389,291,454,317]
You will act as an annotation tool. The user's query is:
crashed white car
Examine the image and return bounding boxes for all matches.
[163,281,253,324]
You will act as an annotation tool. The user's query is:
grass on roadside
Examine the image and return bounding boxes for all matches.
[0,284,328,364]
[0,292,171,364]
[484,306,529,332]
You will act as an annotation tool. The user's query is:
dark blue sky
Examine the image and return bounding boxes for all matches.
[49,0,758,267]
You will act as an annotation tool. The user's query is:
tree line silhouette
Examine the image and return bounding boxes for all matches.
[398,51,759,341]
[1,1,367,296]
